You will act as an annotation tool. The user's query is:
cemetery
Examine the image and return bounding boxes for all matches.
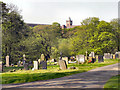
[1,1,120,89]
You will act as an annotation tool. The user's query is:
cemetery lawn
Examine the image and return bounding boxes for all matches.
[2,59,120,84]
[104,74,120,89]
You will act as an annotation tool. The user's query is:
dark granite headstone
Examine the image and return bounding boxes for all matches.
[98,55,104,63]
[59,60,67,70]
[39,61,47,69]
[24,63,29,70]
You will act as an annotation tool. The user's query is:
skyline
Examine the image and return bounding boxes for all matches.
[2,0,119,25]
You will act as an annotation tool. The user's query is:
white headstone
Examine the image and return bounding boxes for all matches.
[33,61,38,70]
[91,52,95,57]
[77,55,85,64]
[79,55,85,63]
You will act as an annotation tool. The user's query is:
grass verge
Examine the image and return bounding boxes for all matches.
[2,59,120,84]
[104,75,120,89]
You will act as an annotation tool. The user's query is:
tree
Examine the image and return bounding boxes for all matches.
[2,2,31,64]
[110,18,120,51]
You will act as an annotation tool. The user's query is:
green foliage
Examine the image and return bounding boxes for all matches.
[1,2,31,64]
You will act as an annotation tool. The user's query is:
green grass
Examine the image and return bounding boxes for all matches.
[3,66,23,72]
[104,75,120,89]
[2,59,120,84]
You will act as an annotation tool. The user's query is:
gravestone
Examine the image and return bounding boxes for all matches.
[76,55,85,64]
[104,53,111,59]
[39,54,47,69]
[59,60,67,70]
[6,55,9,67]
[33,61,38,70]
[115,52,120,59]
[39,61,47,69]
[62,57,68,64]
[24,63,29,70]
[113,54,116,59]
[110,54,113,59]
[91,52,95,57]
[40,54,45,61]
[98,55,104,63]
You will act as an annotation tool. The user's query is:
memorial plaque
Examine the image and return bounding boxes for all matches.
[59,60,67,70]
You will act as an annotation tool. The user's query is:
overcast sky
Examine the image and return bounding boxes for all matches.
[2,0,119,25]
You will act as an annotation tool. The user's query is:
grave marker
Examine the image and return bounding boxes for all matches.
[6,55,9,67]
[76,55,85,64]
[39,61,47,69]
[59,60,67,70]
[98,55,104,63]
[115,52,120,59]
[24,63,29,70]
[33,61,38,70]
[104,53,111,59]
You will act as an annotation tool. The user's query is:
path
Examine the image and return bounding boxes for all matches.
[2,63,119,88]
